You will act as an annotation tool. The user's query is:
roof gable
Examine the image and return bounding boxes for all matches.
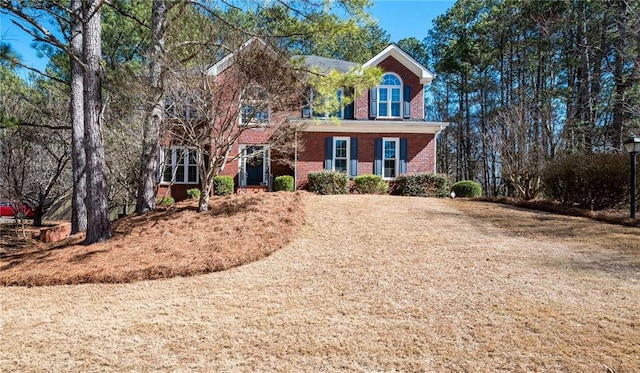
[363,44,434,84]
[207,38,276,76]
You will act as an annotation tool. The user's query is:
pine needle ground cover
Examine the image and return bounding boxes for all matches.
[1,195,638,371]
[0,191,304,286]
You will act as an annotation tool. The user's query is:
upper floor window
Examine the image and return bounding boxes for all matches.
[378,73,402,118]
[241,86,270,125]
[303,88,354,120]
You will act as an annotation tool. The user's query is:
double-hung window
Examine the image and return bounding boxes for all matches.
[241,86,270,125]
[382,138,399,179]
[333,137,349,173]
[378,73,402,118]
[161,147,199,184]
[241,103,270,125]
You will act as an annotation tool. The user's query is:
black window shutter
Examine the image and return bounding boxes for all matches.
[344,88,354,119]
[374,138,382,175]
[400,138,408,174]
[324,137,333,170]
[403,86,411,119]
[350,137,358,178]
[369,87,377,118]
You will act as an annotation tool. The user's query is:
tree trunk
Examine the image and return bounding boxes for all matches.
[70,0,87,234]
[136,0,167,214]
[83,0,112,244]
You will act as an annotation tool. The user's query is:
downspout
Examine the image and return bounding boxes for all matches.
[294,128,298,191]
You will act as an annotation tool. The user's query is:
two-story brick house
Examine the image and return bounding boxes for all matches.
[157,39,448,199]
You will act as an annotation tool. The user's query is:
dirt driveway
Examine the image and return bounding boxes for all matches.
[1,195,638,371]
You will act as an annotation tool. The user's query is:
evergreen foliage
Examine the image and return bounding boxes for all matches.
[392,174,450,197]
[451,180,483,198]
[213,176,234,196]
[274,175,295,192]
[307,171,349,195]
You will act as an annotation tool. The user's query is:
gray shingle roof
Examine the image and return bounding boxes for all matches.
[297,55,359,73]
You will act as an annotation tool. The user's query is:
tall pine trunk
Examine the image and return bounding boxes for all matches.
[83,0,112,244]
[136,0,167,214]
[70,0,87,234]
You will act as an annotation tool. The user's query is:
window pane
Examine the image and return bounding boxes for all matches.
[175,165,185,182]
[384,141,396,159]
[188,150,197,165]
[379,103,387,117]
[379,88,388,102]
[335,140,347,158]
[391,88,401,102]
[177,149,185,164]
[335,159,347,172]
[188,165,197,183]
[384,159,396,178]
[163,165,173,182]
[391,103,401,117]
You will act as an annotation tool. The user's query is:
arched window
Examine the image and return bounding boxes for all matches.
[377,73,402,118]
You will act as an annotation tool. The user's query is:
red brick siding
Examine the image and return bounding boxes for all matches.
[355,56,424,120]
[296,132,435,189]
[156,183,195,201]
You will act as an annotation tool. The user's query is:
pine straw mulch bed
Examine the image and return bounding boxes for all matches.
[0,191,304,286]
[473,196,640,228]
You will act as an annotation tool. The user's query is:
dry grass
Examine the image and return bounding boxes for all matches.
[0,191,304,286]
[1,195,639,372]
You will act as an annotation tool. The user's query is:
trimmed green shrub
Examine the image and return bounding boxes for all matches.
[391,173,450,197]
[156,196,175,207]
[274,175,295,192]
[307,170,349,195]
[213,175,234,196]
[186,188,201,199]
[353,174,388,194]
[451,180,482,198]
[542,153,629,210]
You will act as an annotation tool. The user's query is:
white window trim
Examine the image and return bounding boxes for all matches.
[378,73,403,119]
[160,146,200,184]
[382,137,400,180]
[333,136,350,174]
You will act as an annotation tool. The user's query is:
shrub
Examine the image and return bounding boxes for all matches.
[307,170,349,195]
[213,175,234,196]
[186,188,201,199]
[274,175,295,192]
[451,180,483,198]
[391,174,450,197]
[542,153,629,210]
[156,196,175,207]
[353,174,388,194]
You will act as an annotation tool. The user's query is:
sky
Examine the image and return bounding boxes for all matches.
[0,1,455,77]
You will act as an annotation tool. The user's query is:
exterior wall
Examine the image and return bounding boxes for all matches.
[157,183,192,201]
[355,56,425,120]
[296,131,436,189]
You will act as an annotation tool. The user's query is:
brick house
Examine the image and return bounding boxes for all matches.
[157,39,448,200]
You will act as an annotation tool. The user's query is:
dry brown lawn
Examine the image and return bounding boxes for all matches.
[1,194,639,372]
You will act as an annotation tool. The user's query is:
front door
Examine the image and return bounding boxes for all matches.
[246,146,263,185]
[240,145,270,186]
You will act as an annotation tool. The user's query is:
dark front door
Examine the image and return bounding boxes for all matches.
[245,146,263,185]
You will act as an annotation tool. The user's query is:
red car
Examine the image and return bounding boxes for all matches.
[0,200,35,218]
